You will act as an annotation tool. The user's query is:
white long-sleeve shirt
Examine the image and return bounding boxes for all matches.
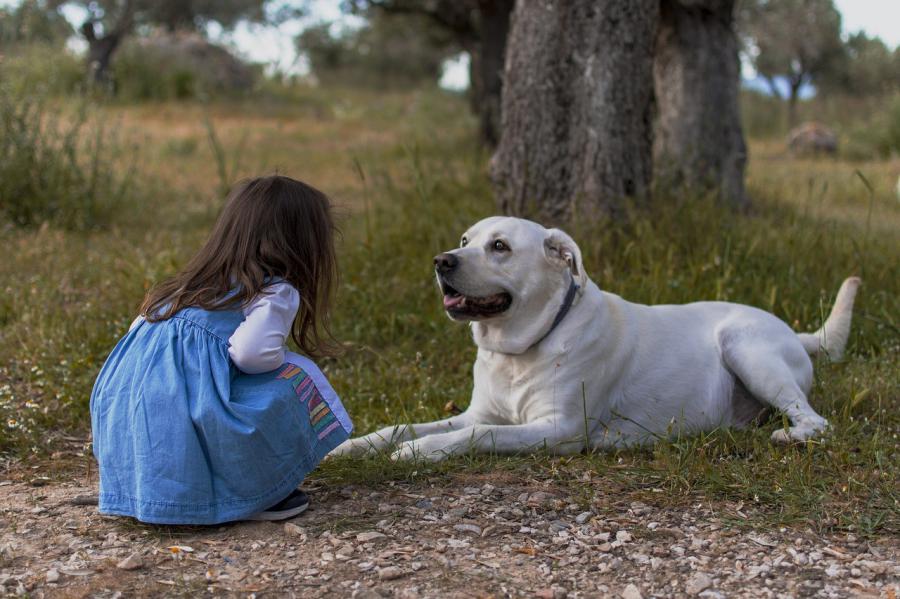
[227,282,300,374]
[129,282,300,375]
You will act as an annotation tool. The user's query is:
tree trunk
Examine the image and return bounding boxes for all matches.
[471,0,513,146]
[653,0,748,207]
[491,0,659,223]
[787,78,802,127]
[83,25,125,85]
[80,1,134,86]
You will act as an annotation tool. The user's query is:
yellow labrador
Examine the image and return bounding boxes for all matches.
[333,217,859,461]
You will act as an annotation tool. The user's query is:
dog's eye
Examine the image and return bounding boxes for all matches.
[492,240,509,252]
[460,236,468,247]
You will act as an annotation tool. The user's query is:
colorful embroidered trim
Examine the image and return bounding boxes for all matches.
[277,364,343,440]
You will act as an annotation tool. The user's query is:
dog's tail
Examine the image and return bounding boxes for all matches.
[797,277,861,362]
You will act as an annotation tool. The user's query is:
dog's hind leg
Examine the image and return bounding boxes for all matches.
[719,327,827,443]
[328,411,478,458]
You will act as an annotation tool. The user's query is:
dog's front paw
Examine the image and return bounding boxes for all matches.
[327,436,385,459]
[325,439,362,459]
[771,417,830,444]
[391,440,448,463]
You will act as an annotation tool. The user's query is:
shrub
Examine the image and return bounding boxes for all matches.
[844,94,900,160]
[0,43,84,96]
[112,32,257,102]
[0,87,131,230]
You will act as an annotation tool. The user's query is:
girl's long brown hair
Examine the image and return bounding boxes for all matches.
[140,175,338,358]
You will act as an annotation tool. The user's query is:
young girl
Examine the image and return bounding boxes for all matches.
[90,175,352,524]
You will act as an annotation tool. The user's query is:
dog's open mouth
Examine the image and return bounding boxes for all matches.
[440,279,512,319]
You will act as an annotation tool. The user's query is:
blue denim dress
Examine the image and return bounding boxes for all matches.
[90,305,352,525]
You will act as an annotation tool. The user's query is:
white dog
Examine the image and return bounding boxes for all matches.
[333,217,860,461]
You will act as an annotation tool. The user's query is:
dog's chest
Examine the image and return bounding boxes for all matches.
[475,350,563,424]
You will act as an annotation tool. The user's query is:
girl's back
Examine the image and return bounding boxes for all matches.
[90,176,352,525]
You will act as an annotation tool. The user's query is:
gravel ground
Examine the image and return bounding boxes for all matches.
[1,466,898,598]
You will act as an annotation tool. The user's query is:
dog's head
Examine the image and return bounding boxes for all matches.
[434,217,587,354]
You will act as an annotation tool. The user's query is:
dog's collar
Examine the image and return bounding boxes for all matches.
[533,275,580,348]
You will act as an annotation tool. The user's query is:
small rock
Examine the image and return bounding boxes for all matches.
[615,530,632,543]
[549,520,569,532]
[575,512,592,524]
[686,573,713,595]
[357,531,387,543]
[45,570,60,583]
[116,553,144,571]
[453,523,482,535]
[284,522,305,536]
[621,583,642,599]
[378,566,404,581]
[528,491,555,505]
[535,587,567,599]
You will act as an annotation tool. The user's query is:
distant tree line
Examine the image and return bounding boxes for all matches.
[297,12,458,90]
[740,0,900,125]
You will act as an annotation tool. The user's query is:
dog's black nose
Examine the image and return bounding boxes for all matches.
[434,252,459,273]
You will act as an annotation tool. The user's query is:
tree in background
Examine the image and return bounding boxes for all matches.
[347,0,514,147]
[817,32,900,98]
[490,1,659,221]
[0,0,71,47]
[654,0,747,207]
[297,11,457,89]
[740,0,843,126]
[139,0,267,33]
[46,0,273,84]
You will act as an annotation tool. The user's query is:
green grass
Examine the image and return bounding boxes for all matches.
[0,85,897,537]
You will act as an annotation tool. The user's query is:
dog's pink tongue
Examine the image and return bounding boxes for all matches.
[443,294,465,309]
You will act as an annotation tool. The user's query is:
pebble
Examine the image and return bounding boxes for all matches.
[45,569,59,583]
[549,520,569,532]
[616,530,633,543]
[357,532,387,543]
[284,523,305,537]
[528,491,556,505]
[621,583,642,599]
[535,587,567,599]
[575,512,592,524]
[378,566,404,581]
[116,553,143,571]
[453,524,482,535]
[686,572,713,595]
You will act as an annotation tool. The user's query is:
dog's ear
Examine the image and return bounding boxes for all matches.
[544,228,587,287]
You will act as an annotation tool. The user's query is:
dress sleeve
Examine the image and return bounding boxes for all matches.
[228,282,300,374]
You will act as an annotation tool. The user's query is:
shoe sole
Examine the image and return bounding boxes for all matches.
[246,502,309,522]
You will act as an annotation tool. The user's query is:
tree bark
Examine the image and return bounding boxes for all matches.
[82,22,125,85]
[787,75,803,127]
[80,0,135,85]
[653,0,748,207]
[471,0,513,146]
[491,0,659,223]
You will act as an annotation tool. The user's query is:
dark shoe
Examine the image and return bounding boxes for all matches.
[247,489,309,521]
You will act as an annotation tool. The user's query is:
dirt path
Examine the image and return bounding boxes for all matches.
[1,466,897,598]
